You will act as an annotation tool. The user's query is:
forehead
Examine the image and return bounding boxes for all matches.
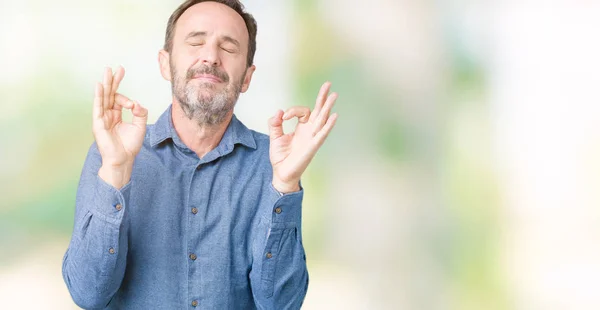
[175,2,249,43]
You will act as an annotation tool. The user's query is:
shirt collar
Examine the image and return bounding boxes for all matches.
[149,105,257,150]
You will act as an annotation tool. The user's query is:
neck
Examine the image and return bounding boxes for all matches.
[171,100,233,159]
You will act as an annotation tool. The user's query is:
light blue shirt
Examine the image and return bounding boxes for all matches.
[62,105,308,309]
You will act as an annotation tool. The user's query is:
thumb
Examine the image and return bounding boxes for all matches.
[131,101,148,128]
[268,109,284,140]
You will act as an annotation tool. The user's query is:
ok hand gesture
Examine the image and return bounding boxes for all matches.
[93,67,148,189]
[268,82,339,193]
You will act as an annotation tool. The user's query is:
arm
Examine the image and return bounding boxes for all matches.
[62,66,148,308]
[250,186,309,309]
[252,81,338,308]
[62,143,131,309]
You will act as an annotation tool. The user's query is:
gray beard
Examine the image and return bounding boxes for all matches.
[172,71,244,127]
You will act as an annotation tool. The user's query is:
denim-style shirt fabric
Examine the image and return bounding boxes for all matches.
[62,105,308,309]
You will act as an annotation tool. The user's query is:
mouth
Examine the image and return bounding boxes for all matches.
[191,74,223,83]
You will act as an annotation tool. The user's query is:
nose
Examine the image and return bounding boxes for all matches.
[200,42,221,67]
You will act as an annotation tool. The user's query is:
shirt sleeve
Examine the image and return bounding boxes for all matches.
[62,143,131,309]
[250,183,309,310]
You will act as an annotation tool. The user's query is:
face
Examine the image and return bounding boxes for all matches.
[160,1,255,126]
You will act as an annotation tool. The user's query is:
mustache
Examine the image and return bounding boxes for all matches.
[186,65,229,83]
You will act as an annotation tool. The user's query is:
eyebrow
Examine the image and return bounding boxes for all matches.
[185,31,240,47]
[185,31,207,40]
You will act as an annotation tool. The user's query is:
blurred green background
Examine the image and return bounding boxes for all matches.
[1,0,600,309]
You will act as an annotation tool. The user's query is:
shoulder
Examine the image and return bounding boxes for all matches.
[144,124,157,141]
[247,129,272,160]
[250,129,270,148]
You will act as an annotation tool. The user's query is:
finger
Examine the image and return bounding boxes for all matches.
[113,93,135,111]
[131,101,149,128]
[268,109,285,140]
[283,106,311,123]
[309,81,331,122]
[110,66,125,103]
[314,113,338,145]
[93,83,104,120]
[102,67,114,110]
[314,92,338,132]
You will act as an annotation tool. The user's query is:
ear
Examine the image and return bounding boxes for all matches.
[158,49,172,81]
[240,65,256,93]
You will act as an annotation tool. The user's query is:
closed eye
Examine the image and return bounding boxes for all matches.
[221,46,235,53]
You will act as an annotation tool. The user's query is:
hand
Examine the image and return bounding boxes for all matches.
[93,66,148,189]
[268,82,339,193]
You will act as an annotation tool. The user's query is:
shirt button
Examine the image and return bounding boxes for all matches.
[115,204,122,211]
[266,252,272,259]
[274,207,282,214]
[191,207,198,214]
[189,253,197,261]
[108,248,115,254]
[191,300,198,307]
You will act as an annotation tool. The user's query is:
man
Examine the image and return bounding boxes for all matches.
[61,0,338,309]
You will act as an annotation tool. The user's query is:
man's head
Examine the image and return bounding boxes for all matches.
[158,0,258,126]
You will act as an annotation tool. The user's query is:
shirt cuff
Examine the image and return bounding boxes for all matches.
[90,175,131,223]
[270,184,303,224]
